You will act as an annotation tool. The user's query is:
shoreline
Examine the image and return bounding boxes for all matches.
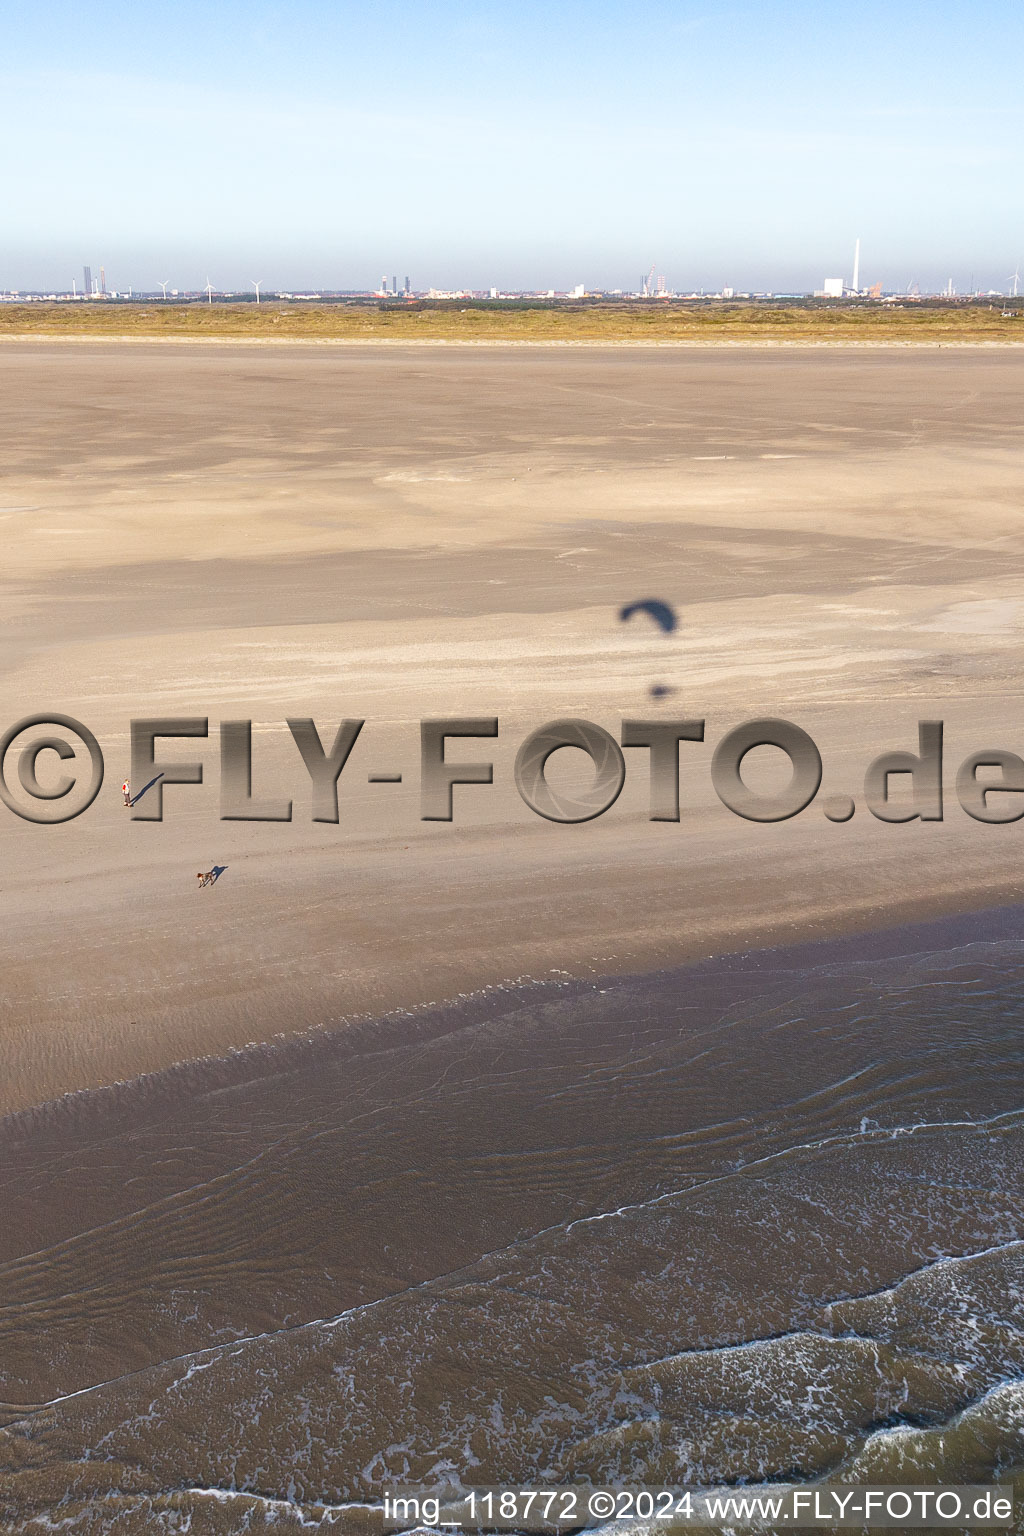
[4,883,1022,1510]
[4,887,1022,1141]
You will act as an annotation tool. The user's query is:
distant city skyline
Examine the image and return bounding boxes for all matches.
[4,266,1021,300]
[2,0,1021,293]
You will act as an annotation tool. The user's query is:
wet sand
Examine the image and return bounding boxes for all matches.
[1,909,1024,1528]
[1,344,1024,1528]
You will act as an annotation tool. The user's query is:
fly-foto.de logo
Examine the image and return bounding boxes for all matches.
[0,714,1021,827]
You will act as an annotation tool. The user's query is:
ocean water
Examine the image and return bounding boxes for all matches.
[1,914,1023,1531]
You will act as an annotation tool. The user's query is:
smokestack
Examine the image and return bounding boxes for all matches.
[100,266,107,295]
[852,238,860,294]
[83,266,92,297]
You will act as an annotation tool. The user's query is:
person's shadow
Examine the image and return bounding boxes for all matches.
[208,865,228,885]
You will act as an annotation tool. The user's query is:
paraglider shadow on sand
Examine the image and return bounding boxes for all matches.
[618,598,679,698]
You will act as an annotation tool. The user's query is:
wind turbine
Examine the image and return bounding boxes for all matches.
[159,280,169,301]
[1011,267,1021,299]
[252,279,262,305]
[205,278,215,305]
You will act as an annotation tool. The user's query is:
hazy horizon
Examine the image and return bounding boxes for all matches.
[2,0,1022,295]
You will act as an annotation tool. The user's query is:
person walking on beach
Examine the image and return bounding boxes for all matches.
[122,780,131,807]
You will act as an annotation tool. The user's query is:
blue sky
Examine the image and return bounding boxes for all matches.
[2,1,1021,293]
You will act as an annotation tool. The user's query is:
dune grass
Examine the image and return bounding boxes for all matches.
[2,300,1022,343]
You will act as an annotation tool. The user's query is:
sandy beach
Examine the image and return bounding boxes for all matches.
[2,341,1024,1109]
[2,342,1024,1528]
